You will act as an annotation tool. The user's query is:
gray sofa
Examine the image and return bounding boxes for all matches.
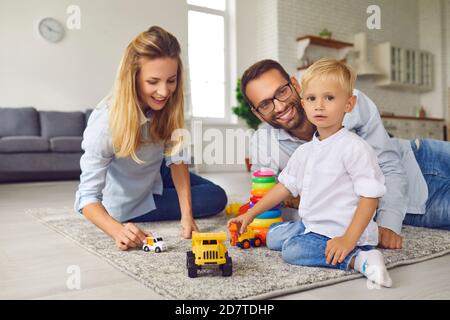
[0,107,92,183]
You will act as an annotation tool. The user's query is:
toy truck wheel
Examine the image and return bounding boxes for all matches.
[253,237,262,247]
[188,266,198,278]
[143,246,150,252]
[155,247,161,253]
[242,240,251,249]
[186,251,195,267]
[186,251,198,278]
[221,255,232,277]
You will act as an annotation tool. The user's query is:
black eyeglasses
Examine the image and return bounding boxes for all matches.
[253,82,295,116]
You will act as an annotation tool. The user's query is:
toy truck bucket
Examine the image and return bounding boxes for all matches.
[191,231,227,243]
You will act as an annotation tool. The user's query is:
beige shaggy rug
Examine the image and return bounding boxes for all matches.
[29,207,450,300]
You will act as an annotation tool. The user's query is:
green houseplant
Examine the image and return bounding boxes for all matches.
[232,79,261,130]
[319,28,332,39]
[232,79,261,171]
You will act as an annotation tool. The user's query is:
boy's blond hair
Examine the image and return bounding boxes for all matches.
[301,58,356,97]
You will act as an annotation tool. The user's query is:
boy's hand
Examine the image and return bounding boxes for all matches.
[227,213,254,235]
[325,236,357,265]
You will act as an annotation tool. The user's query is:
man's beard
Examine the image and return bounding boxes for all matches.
[266,98,304,131]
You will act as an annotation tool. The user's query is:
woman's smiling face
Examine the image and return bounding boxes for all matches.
[137,57,178,111]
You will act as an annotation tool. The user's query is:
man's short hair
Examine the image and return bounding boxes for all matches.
[241,59,290,108]
[301,58,356,97]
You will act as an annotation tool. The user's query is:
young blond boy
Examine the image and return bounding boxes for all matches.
[229,58,392,287]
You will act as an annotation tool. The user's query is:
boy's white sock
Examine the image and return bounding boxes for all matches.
[354,249,392,288]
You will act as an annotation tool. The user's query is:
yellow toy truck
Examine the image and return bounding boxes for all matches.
[186,231,232,278]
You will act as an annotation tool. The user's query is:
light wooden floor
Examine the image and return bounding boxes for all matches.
[0,173,449,299]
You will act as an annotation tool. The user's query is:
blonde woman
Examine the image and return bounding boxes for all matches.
[75,26,227,251]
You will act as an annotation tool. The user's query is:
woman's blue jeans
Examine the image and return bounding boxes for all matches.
[403,139,450,230]
[129,161,227,222]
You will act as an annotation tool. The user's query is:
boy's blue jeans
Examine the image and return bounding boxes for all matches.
[128,161,228,222]
[403,139,450,230]
[266,220,374,271]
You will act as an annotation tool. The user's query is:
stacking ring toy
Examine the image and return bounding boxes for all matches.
[250,216,283,228]
[257,210,282,219]
[251,189,267,197]
[253,170,275,177]
[252,182,276,191]
[252,176,276,183]
[249,202,281,210]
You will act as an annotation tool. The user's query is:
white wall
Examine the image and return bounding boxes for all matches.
[276,0,424,116]
[446,0,450,122]
[0,0,262,119]
[0,0,259,173]
[447,0,450,86]
[418,0,447,119]
[235,0,258,75]
[190,121,250,172]
[255,0,278,61]
[0,0,188,111]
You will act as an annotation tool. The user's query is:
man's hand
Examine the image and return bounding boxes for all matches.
[325,236,357,265]
[378,226,402,249]
[283,195,300,209]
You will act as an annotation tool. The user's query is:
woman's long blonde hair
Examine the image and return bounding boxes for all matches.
[109,26,184,164]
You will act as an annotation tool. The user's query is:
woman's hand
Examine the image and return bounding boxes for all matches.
[169,162,199,239]
[82,203,151,252]
[113,223,151,251]
[325,236,357,265]
[180,217,199,239]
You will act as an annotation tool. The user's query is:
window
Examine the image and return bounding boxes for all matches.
[187,0,226,11]
[188,0,227,119]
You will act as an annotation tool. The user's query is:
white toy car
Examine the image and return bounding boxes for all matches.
[142,236,166,253]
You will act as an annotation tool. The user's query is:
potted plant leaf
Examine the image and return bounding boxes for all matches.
[319,28,332,39]
[232,79,261,171]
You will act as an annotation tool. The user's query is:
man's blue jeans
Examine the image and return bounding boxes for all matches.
[129,161,227,222]
[266,220,374,271]
[403,139,450,230]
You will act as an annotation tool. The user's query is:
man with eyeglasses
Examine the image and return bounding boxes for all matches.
[241,59,450,250]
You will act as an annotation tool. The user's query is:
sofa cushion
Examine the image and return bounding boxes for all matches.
[50,137,83,152]
[40,111,85,138]
[0,136,49,153]
[85,109,93,126]
[0,107,40,137]
[0,152,81,173]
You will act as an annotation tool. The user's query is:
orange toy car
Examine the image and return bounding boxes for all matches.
[229,223,266,249]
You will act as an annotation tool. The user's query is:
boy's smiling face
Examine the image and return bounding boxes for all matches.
[301,76,356,139]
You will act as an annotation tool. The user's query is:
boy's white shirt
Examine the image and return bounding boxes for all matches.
[251,89,428,236]
[278,127,386,246]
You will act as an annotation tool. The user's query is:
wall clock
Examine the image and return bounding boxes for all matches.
[38,17,65,43]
